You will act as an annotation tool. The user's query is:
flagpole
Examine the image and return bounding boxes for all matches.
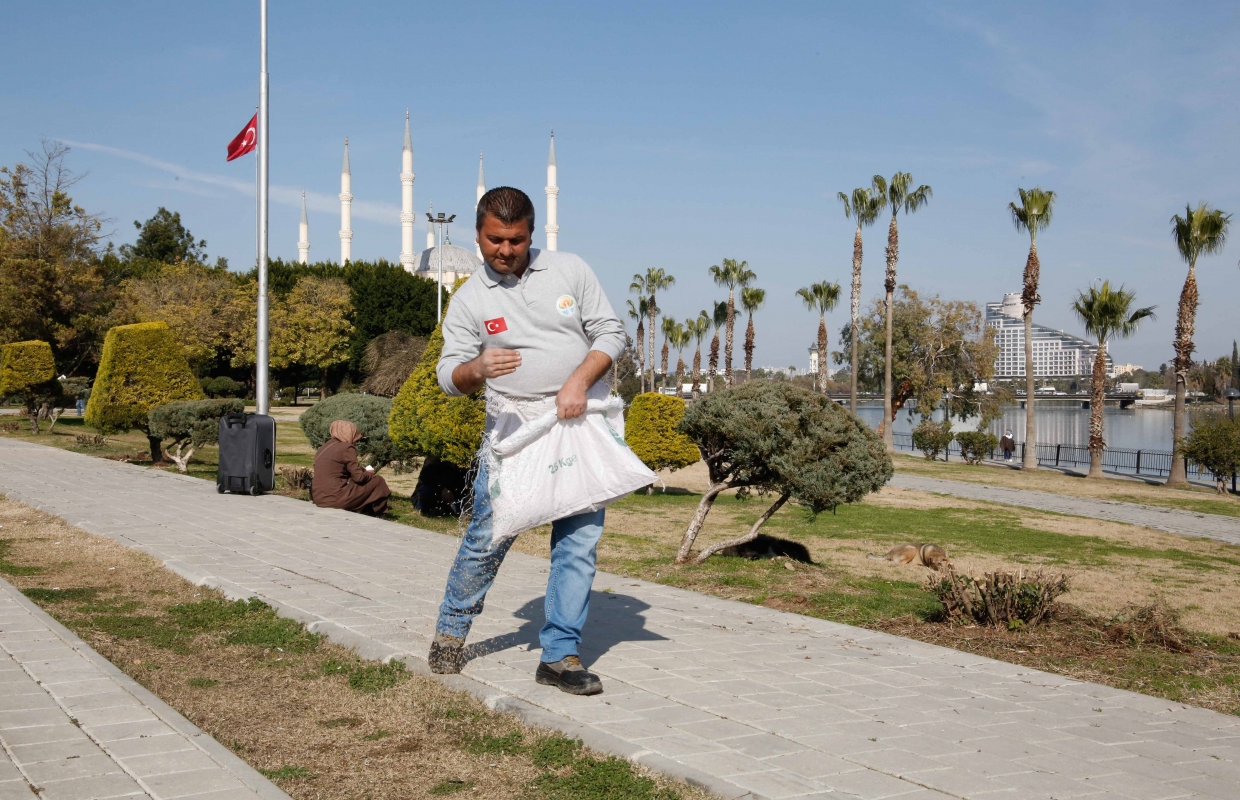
[256,0,270,415]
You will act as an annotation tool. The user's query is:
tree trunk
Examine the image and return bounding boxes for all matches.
[816,316,828,395]
[725,290,735,387]
[692,345,701,400]
[320,368,328,402]
[1168,263,1199,488]
[850,225,862,414]
[1087,342,1107,479]
[26,403,39,435]
[649,294,658,395]
[636,320,646,394]
[744,314,755,382]
[147,434,164,464]
[661,340,669,389]
[676,356,685,398]
[169,440,196,474]
[1021,240,1041,471]
[676,481,737,563]
[708,331,719,391]
[693,492,791,564]
[883,215,898,452]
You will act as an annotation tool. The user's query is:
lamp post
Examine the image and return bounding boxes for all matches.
[426,211,456,322]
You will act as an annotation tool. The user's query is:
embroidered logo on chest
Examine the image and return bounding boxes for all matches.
[556,295,577,317]
[484,317,508,335]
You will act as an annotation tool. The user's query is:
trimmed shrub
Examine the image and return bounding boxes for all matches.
[626,392,700,475]
[203,376,245,399]
[389,279,485,468]
[954,431,998,465]
[148,398,244,473]
[300,393,397,467]
[0,340,60,434]
[929,568,1069,628]
[912,419,953,461]
[85,322,204,462]
[675,382,892,563]
[1181,415,1240,494]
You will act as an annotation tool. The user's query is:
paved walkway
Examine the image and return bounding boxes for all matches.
[889,474,1240,546]
[0,568,288,799]
[1,439,1238,800]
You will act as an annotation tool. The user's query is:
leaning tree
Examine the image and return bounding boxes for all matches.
[675,382,892,564]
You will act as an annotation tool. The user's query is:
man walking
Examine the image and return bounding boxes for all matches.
[427,187,625,696]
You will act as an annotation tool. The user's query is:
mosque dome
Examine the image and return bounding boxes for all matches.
[411,243,482,277]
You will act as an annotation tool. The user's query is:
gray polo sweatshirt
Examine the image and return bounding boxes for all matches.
[436,248,626,399]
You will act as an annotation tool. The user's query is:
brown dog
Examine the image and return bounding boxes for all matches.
[867,543,950,571]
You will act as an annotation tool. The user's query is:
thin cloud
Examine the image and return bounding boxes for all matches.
[63,140,398,224]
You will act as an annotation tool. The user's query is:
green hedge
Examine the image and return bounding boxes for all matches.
[389,279,485,468]
[626,393,700,472]
[0,340,55,396]
[300,393,397,466]
[85,322,204,435]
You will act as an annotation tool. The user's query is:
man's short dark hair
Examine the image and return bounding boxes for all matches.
[476,186,536,233]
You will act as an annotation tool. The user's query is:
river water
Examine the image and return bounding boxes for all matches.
[853,401,1183,452]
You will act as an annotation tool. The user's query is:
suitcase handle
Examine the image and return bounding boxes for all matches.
[224,412,248,428]
[263,448,273,469]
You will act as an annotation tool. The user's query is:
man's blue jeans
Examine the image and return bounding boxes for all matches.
[435,460,604,664]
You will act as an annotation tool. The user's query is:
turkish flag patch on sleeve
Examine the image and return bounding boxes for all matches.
[484,317,508,335]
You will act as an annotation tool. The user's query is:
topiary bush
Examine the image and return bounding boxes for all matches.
[148,398,244,473]
[85,322,204,462]
[0,340,61,434]
[954,430,998,465]
[204,376,245,399]
[300,393,397,467]
[1181,415,1240,494]
[912,419,953,461]
[625,392,700,478]
[389,279,485,468]
[675,381,892,563]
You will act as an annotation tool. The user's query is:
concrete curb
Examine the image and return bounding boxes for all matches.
[0,577,293,800]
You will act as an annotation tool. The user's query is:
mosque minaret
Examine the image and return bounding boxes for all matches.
[545,131,559,251]
[399,111,417,270]
[475,153,486,258]
[323,124,560,270]
[297,191,310,264]
[338,138,353,264]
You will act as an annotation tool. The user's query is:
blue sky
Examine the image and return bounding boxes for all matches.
[4,1,1239,371]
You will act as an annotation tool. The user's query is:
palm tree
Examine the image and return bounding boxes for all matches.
[626,297,648,393]
[1009,187,1057,471]
[1072,282,1156,479]
[796,281,842,394]
[873,172,932,452]
[672,322,690,397]
[660,315,678,390]
[708,259,756,386]
[740,286,766,382]
[838,184,886,413]
[688,312,711,399]
[631,268,675,393]
[1167,203,1231,487]
[707,300,727,390]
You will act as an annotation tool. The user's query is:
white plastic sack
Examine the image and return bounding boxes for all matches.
[484,394,656,543]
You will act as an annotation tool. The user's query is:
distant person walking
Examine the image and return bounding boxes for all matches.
[311,420,391,515]
[1000,430,1016,462]
[427,186,625,696]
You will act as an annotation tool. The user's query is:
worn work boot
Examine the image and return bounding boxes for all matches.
[428,632,465,674]
[535,655,603,696]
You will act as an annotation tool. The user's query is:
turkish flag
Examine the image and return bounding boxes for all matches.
[226,114,258,161]
[485,317,508,335]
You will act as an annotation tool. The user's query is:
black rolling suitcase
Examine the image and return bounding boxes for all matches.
[217,412,276,495]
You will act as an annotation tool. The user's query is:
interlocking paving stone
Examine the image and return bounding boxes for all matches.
[2,439,1240,800]
[0,568,288,799]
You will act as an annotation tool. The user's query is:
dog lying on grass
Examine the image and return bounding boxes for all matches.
[867,543,950,571]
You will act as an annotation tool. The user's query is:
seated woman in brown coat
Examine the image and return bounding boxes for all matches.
[311,420,391,515]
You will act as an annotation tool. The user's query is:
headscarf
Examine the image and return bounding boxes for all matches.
[329,419,362,444]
